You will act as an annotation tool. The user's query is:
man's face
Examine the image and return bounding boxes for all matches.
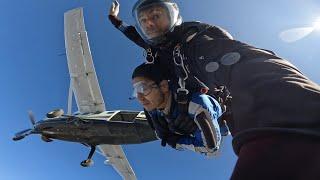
[132,77,166,111]
[138,5,170,39]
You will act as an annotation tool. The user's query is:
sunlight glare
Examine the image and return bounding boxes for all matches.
[313,17,320,30]
[279,27,314,43]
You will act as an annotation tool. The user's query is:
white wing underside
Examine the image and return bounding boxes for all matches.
[64,8,136,180]
[64,8,105,114]
[99,145,136,180]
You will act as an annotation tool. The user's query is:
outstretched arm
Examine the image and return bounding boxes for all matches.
[108,0,148,49]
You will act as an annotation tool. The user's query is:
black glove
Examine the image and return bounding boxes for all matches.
[151,113,182,148]
[160,133,183,149]
[152,114,170,138]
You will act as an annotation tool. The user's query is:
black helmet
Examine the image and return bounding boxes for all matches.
[132,0,182,46]
[132,63,169,83]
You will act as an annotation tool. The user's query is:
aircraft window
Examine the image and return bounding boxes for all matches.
[109,111,139,122]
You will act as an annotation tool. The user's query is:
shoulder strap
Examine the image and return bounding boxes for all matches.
[172,23,234,124]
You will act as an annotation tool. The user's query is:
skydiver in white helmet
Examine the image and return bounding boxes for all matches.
[108,1,320,179]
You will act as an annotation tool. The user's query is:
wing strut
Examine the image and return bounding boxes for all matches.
[67,79,73,115]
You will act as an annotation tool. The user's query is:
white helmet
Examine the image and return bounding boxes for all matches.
[132,0,182,46]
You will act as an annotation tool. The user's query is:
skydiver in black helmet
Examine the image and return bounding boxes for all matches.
[108,0,320,179]
[131,63,227,156]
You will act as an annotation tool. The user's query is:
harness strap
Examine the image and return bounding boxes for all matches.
[173,44,191,105]
[172,24,234,126]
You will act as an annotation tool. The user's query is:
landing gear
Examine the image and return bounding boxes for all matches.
[80,146,96,167]
[46,109,64,118]
[81,159,94,167]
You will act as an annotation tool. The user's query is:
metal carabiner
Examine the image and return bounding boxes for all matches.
[143,48,155,64]
[173,45,183,66]
[173,45,189,81]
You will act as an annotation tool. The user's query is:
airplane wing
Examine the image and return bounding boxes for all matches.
[64,7,105,114]
[64,8,137,180]
[99,145,136,180]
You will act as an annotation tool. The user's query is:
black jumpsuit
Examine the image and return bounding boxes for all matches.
[111,18,320,179]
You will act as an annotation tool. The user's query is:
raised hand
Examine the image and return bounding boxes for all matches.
[109,0,120,17]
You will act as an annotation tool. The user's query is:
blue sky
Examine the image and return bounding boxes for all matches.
[1,0,320,180]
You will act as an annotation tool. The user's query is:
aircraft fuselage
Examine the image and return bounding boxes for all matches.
[21,110,157,145]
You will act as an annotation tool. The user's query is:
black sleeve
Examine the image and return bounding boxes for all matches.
[108,15,148,49]
[108,15,122,28]
[122,26,149,49]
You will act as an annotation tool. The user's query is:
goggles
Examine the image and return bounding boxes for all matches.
[131,81,158,99]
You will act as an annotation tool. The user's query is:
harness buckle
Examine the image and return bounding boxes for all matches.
[176,88,189,104]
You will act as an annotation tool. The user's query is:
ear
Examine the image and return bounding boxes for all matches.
[159,80,169,93]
